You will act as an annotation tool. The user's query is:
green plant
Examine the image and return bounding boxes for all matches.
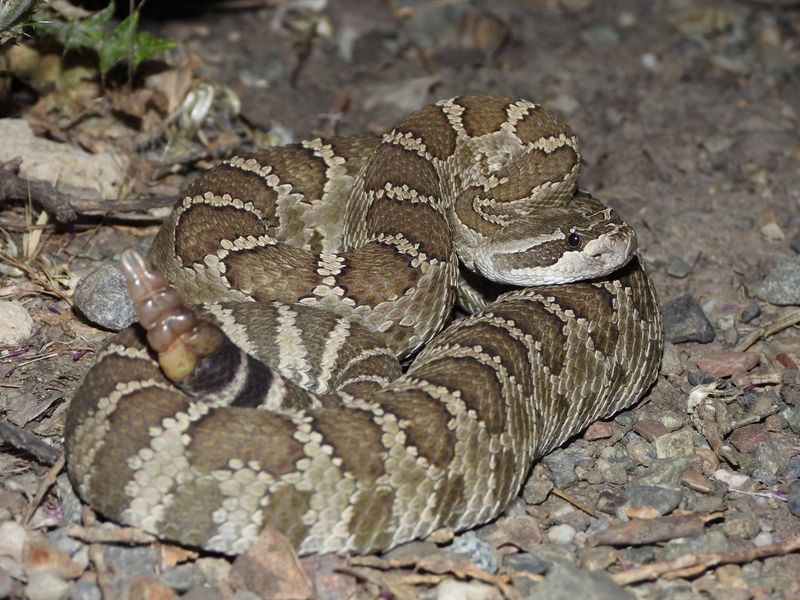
[37,1,175,79]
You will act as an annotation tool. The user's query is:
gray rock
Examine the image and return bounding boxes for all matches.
[448,531,498,573]
[665,255,692,278]
[56,473,83,525]
[25,571,71,600]
[580,25,619,46]
[662,295,715,343]
[526,563,633,600]
[752,442,788,485]
[523,473,554,505]
[781,370,800,406]
[787,405,800,435]
[655,428,695,458]
[73,263,136,331]
[785,457,800,479]
[662,530,730,561]
[541,449,579,489]
[721,510,760,539]
[625,437,656,466]
[740,301,761,324]
[503,552,550,574]
[102,543,160,597]
[159,564,206,593]
[635,458,691,488]
[687,370,717,385]
[72,580,101,600]
[788,479,800,518]
[623,485,683,515]
[758,257,800,305]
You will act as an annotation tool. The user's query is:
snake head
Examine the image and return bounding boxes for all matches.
[458,191,638,286]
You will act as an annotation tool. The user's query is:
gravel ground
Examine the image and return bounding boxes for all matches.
[1,0,800,598]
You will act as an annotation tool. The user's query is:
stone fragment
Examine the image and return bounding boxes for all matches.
[633,419,667,442]
[788,479,800,518]
[696,351,759,377]
[662,295,715,343]
[73,263,136,331]
[623,485,683,516]
[526,563,634,600]
[728,423,771,454]
[654,429,695,458]
[583,421,613,440]
[758,257,800,305]
[0,300,35,345]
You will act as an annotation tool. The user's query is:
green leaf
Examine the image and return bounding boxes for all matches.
[35,1,176,76]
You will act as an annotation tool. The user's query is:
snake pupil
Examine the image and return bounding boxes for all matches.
[567,232,581,248]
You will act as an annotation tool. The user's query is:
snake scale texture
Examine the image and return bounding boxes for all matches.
[65,96,663,555]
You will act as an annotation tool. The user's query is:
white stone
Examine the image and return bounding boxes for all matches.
[547,523,577,544]
[0,300,34,345]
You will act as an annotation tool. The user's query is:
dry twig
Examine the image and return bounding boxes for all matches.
[611,534,800,585]
[736,309,800,352]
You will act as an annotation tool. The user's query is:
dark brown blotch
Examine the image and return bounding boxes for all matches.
[377,388,455,469]
[254,144,329,203]
[488,298,567,377]
[185,162,280,223]
[455,96,514,137]
[90,386,190,518]
[222,244,318,302]
[363,144,441,199]
[365,197,452,261]
[432,319,533,390]
[539,282,619,358]
[394,103,457,160]
[310,407,386,482]
[337,241,422,307]
[513,107,574,146]
[410,356,507,436]
[186,408,307,478]
[176,203,267,268]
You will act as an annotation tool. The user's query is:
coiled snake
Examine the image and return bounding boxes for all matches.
[65,96,662,555]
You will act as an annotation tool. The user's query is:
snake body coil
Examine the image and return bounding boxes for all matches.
[65,97,662,555]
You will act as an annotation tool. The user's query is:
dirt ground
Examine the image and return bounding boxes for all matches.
[1,0,800,598]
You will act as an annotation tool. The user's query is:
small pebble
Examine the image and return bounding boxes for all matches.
[681,469,715,493]
[757,257,800,305]
[541,449,579,489]
[449,532,498,573]
[503,552,550,575]
[715,469,757,492]
[633,419,667,442]
[547,524,576,544]
[665,255,692,278]
[0,300,35,345]
[662,295,716,343]
[739,301,761,324]
[721,511,760,540]
[696,351,759,377]
[787,479,800,518]
[583,421,613,440]
[753,531,775,547]
[728,423,771,454]
[654,429,695,458]
[623,485,682,516]
[73,264,136,331]
[781,371,800,406]
[25,571,71,600]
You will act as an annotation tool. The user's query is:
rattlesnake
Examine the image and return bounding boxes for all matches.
[65,96,663,555]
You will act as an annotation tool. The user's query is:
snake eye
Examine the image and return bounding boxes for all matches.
[567,232,581,248]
